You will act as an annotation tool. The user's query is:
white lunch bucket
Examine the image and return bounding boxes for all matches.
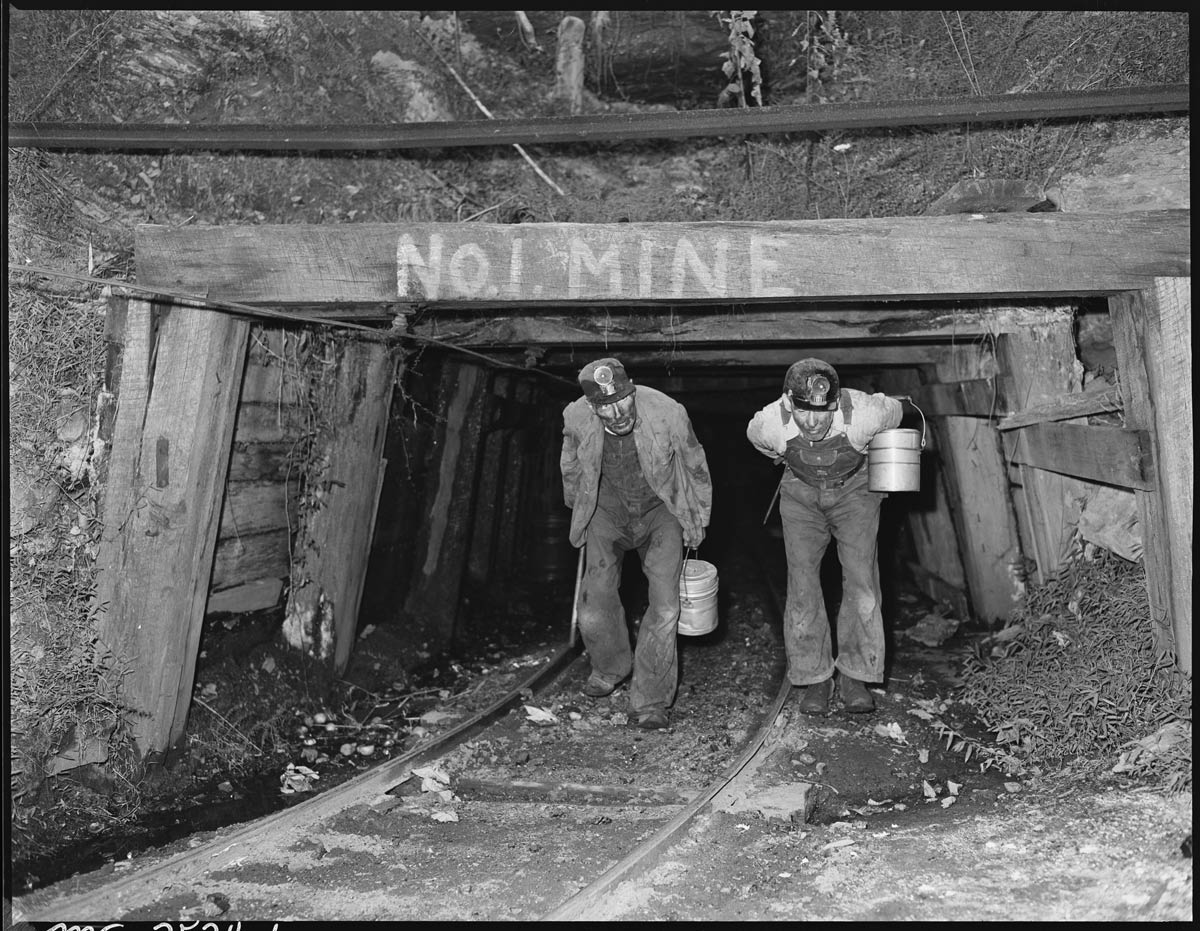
[867,428,924,492]
[678,559,719,636]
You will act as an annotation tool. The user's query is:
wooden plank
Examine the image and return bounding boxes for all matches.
[467,373,509,586]
[999,316,1085,583]
[216,480,300,540]
[282,339,397,676]
[239,358,306,406]
[134,212,1190,307]
[94,301,250,758]
[905,561,971,620]
[414,305,1070,347]
[1009,423,1155,489]
[996,385,1122,431]
[1109,281,1192,670]
[227,441,302,483]
[933,345,1024,623]
[908,376,1015,418]
[211,530,291,591]
[402,361,491,645]
[562,345,949,370]
[205,578,284,616]
[452,777,697,805]
[876,368,969,614]
[232,402,310,443]
[11,84,1189,151]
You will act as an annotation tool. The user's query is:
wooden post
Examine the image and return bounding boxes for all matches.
[552,15,586,114]
[932,342,1025,623]
[997,308,1085,582]
[402,359,490,650]
[876,368,971,618]
[1109,280,1192,670]
[282,337,396,676]
[467,372,510,587]
[493,378,536,585]
[94,300,249,759]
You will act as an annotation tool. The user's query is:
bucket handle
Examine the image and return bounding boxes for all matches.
[889,396,927,449]
[680,546,697,604]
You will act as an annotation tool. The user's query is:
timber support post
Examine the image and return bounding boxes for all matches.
[1108,280,1192,671]
[282,335,396,676]
[94,300,250,760]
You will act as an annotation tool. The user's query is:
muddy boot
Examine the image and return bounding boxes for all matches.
[839,675,875,713]
[582,672,623,698]
[798,678,832,715]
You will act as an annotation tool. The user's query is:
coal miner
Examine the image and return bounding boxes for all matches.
[560,357,712,730]
[746,358,902,715]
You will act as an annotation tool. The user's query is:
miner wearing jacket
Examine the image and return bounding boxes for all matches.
[561,358,712,730]
[746,358,902,715]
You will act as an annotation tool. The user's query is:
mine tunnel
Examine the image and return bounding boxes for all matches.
[95,212,1189,764]
[349,299,1085,673]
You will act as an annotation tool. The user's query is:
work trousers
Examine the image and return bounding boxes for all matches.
[778,469,887,686]
[577,501,683,714]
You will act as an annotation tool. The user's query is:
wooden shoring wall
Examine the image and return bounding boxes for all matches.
[1108,279,1192,671]
[93,300,249,759]
[207,326,307,614]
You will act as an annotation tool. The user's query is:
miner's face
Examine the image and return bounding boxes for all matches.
[786,399,834,442]
[594,393,637,435]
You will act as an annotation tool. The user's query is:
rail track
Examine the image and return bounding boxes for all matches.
[14,534,797,923]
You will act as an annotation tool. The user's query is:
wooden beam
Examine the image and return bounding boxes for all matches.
[413,305,1071,347]
[217,480,299,540]
[282,339,396,676]
[211,530,290,592]
[877,368,970,619]
[549,345,947,369]
[1009,423,1155,489]
[93,301,250,759]
[134,212,1189,307]
[402,361,491,648]
[999,317,1085,582]
[932,343,1024,623]
[908,376,1015,418]
[996,385,1122,431]
[1109,280,1192,671]
[11,84,1188,151]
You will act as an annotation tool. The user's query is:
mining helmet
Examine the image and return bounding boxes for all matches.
[784,358,840,412]
[579,357,635,406]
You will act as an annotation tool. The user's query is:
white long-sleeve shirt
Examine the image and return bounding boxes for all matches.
[746,388,903,458]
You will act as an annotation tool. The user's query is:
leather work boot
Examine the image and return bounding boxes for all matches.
[798,678,832,715]
[839,675,875,713]
[582,672,621,698]
[636,708,669,730]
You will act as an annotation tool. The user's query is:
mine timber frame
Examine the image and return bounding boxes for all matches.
[100,210,1190,758]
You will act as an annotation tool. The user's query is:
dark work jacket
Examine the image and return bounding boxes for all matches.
[560,386,712,548]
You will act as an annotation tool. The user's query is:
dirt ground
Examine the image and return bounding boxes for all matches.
[11,542,1192,922]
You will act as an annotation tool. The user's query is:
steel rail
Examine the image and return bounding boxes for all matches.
[541,531,794,921]
[7,85,1188,152]
[541,678,794,920]
[14,640,584,922]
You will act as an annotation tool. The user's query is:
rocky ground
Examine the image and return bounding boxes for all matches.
[11,529,1192,921]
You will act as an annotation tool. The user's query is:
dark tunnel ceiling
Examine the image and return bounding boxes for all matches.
[415,295,1015,399]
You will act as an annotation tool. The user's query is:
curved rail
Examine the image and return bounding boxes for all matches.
[541,529,793,920]
[18,530,793,922]
[15,641,584,921]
